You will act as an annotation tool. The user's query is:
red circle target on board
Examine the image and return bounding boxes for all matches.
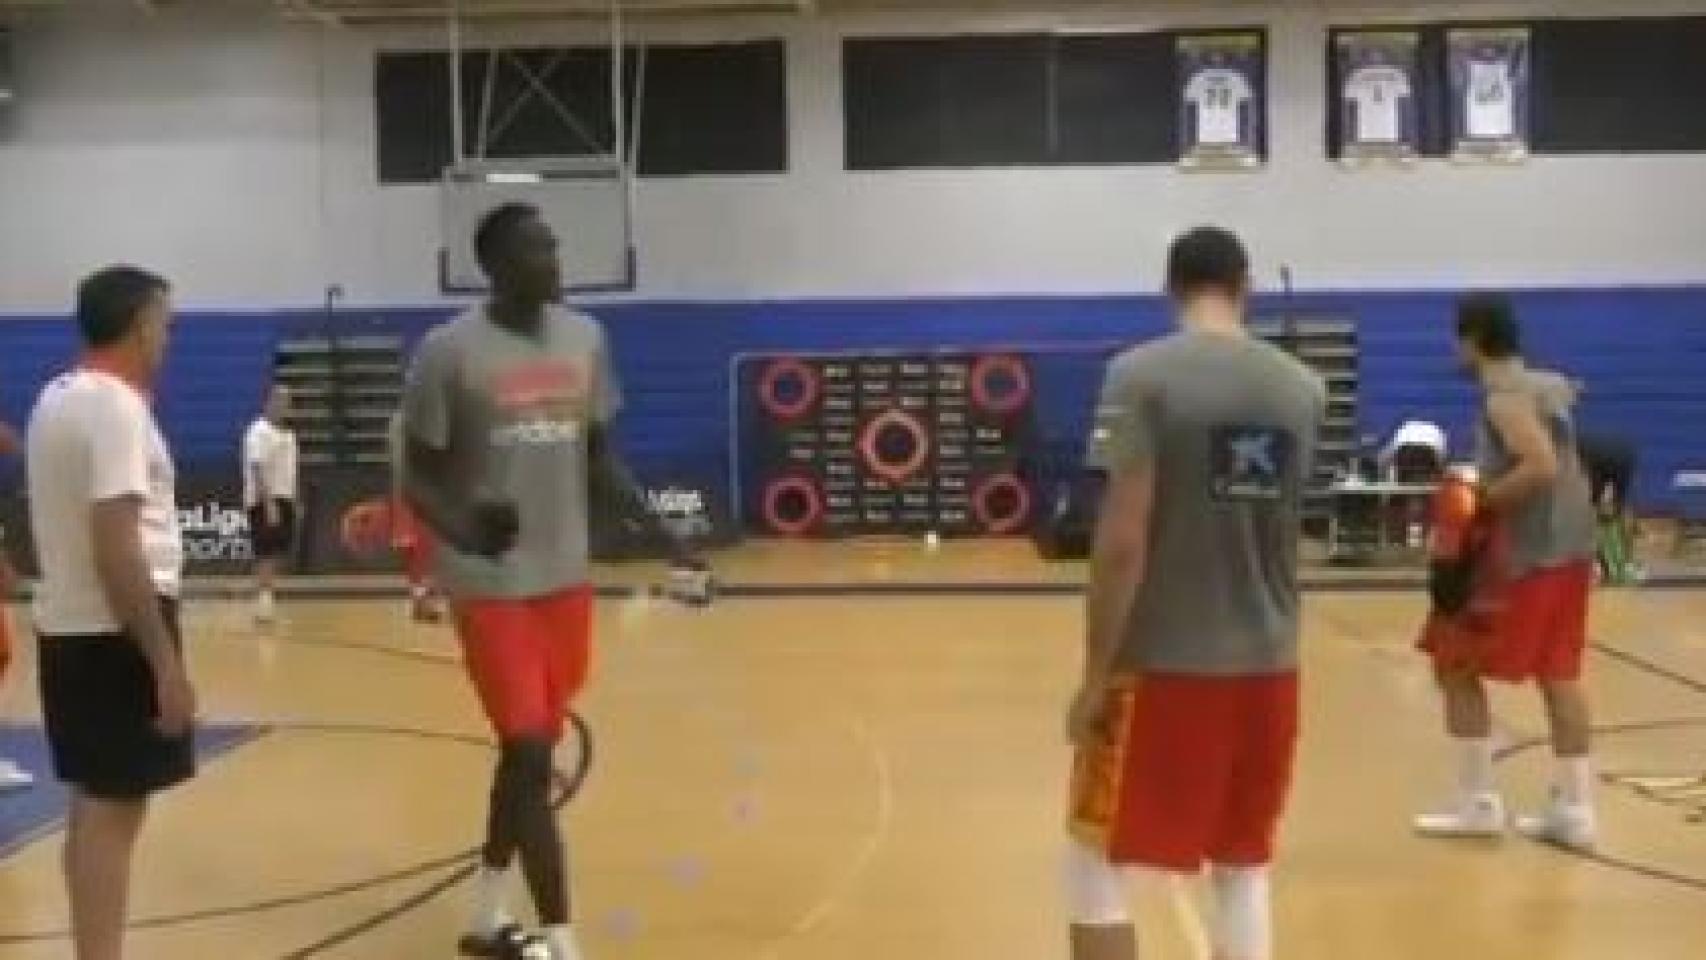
[757,358,821,421]
[969,354,1031,416]
[762,475,823,536]
[972,472,1032,534]
[858,407,931,486]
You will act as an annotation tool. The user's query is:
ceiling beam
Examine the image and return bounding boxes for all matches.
[278,0,805,24]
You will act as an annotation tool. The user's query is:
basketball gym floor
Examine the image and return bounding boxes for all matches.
[3,539,1706,959]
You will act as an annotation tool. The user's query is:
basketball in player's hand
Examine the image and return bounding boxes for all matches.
[1427,477,1484,616]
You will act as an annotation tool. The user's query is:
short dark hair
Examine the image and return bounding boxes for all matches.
[474,202,542,276]
[1165,226,1250,300]
[1456,293,1521,358]
[76,266,169,348]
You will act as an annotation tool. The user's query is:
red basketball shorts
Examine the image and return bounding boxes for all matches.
[1069,672,1300,873]
[1420,560,1592,683]
[453,585,594,741]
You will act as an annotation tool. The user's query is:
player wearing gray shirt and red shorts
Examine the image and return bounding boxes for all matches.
[1065,228,1324,960]
[1414,294,1599,850]
[402,204,709,960]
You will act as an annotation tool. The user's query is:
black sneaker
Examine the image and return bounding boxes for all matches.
[459,924,550,959]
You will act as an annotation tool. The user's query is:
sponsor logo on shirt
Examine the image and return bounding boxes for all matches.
[488,360,589,448]
[1210,425,1295,502]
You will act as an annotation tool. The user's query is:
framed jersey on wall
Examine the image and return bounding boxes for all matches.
[1448,26,1531,163]
[1334,30,1423,164]
[1176,31,1266,170]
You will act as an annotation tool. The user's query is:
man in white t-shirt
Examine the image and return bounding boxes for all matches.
[1184,67,1254,147]
[28,266,196,960]
[243,383,298,624]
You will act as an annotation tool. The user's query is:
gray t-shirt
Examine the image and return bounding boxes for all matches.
[401,304,621,599]
[1088,330,1326,676]
[1475,364,1596,574]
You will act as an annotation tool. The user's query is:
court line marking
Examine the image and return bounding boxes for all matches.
[753,714,894,960]
[0,715,589,947]
[1315,593,1706,898]
[0,724,267,865]
[277,714,593,960]
[170,572,1706,603]
[1496,716,1706,893]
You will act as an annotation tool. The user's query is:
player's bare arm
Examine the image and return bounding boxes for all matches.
[91,495,194,735]
[1482,391,1559,512]
[404,436,517,560]
[1069,464,1154,747]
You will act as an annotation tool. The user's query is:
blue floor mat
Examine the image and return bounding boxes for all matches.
[0,722,263,860]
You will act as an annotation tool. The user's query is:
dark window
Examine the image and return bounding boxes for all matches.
[375,51,455,184]
[632,41,788,177]
[1531,17,1706,153]
[1052,33,1177,163]
[375,41,787,185]
[466,48,616,161]
[845,34,1049,168]
[844,31,1186,169]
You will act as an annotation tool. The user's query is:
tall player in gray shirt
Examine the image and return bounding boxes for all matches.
[402,203,708,960]
[1065,228,1324,960]
[1414,294,1599,849]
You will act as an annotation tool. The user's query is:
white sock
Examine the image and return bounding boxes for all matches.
[1456,737,1496,797]
[469,865,511,935]
[257,589,275,612]
[546,924,581,960]
[1209,865,1272,960]
[1556,756,1594,805]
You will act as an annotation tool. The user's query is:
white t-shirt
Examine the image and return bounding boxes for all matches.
[243,417,298,508]
[1184,68,1254,146]
[1345,65,1411,144]
[1466,58,1515,139]
[27,369,182,634]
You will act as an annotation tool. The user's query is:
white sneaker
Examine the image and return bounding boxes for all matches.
[1414,792,1507,838]
[1516,794,1598,851]
[0,758,34,792]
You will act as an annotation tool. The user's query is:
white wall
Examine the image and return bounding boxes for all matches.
[2,1,1705,310]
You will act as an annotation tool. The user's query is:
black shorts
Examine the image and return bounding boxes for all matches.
[248,498,299,559]
[38,598,196,800]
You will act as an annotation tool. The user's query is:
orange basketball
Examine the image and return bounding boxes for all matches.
[1428,476,1481,561]
[340,499,395,557]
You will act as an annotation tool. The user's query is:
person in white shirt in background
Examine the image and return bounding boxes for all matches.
[0,419,33,793]
[28,266,197,960]
[1382,420,1448,477]
[243,384,299,625]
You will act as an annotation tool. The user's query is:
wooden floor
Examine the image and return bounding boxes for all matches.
[3,560,1706,958]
